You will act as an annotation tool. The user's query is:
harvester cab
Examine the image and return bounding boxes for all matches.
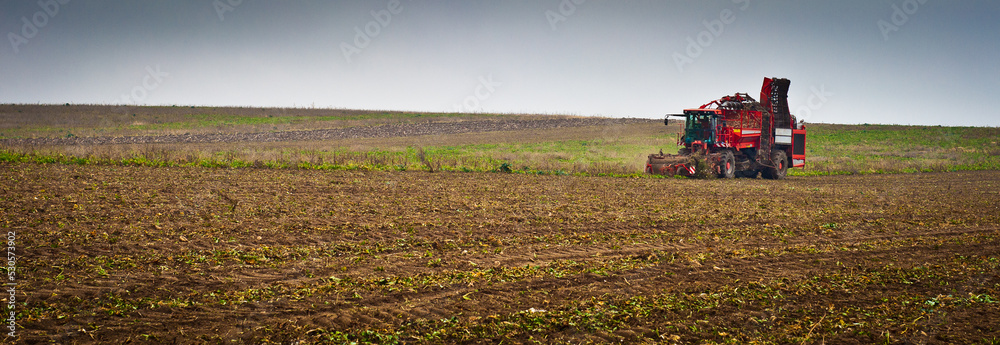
[681,109,723,151]
[647,77,807,179]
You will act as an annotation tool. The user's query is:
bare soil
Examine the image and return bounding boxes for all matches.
[5,163,1000,344]
[0,118,652,146]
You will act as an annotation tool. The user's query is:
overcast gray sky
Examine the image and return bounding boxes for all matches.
[2,0,998,126]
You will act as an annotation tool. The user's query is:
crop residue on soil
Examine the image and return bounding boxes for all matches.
[4,163,1000,343]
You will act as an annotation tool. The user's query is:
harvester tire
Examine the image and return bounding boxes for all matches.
[762,151,788,180]
[717,151,735,179]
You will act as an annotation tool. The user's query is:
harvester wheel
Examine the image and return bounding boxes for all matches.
[717,151,735,179]
[762,151,788,180]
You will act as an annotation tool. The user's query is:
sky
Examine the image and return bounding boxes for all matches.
[1,0,998,126]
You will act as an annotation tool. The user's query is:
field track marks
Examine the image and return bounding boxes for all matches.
[192,236,1000,340]
[738,225,1000,251]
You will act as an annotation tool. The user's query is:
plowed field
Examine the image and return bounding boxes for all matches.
[6,163,1000,344]
[0,118,650,146]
